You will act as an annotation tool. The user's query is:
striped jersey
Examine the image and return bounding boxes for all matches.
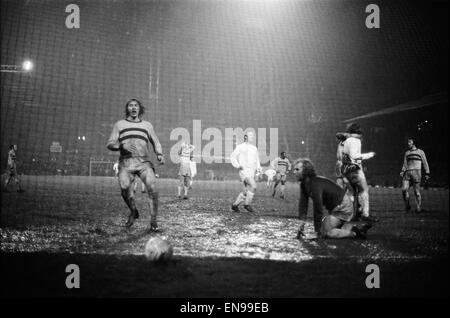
[402,147,430,174]
[178,143,194,164]
[271,157,291,174]
[107,119,162,160]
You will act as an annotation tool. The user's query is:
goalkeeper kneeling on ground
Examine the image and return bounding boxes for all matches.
[293,158,372,239]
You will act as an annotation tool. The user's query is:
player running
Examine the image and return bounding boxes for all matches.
[400,137,430,213]
[230,131,262,213]
[270,152,292,199]
[2,144,25,193]
[293,158,372,239]
[339,123,378,223]
[177,142,195,199]
[107,98,164,230]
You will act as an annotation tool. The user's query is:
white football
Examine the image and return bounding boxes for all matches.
[144,237,173,262]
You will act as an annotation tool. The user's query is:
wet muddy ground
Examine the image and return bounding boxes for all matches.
[1,176,448,297]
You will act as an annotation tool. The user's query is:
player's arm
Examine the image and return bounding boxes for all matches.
[106,122,121,151]
[298,183,309,221]
[400,152,408,176]
[420,150,430,178]
[147,123,164,162]
[256,150,262,173]
[230,146,241,169]
[189,145,195,161]
[287,158,292,172]
[310,186,325,233]
[348,138,375,161]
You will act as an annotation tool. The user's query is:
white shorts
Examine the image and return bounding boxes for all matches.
[264,168,276,180]
[239,168,256,182]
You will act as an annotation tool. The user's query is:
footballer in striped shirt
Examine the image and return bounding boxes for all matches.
[401,138,430,213]
[270,152,292,199]
[107,99,164,230]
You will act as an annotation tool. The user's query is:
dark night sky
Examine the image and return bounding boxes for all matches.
[1,0,448,179]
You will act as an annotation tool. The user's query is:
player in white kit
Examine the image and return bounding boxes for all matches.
[230,132,262,213]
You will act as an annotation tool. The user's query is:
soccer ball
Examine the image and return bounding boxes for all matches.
[144,237,173,262]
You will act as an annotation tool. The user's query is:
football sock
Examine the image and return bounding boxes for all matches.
[234,192,246,206]
[359,191,370,217]
[245,191,254,205]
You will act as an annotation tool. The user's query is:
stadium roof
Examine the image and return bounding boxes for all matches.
[343,92,449,123]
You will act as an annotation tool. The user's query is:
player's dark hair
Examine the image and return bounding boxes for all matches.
[9,144,16,150]
[125,98,145,117]
[336,133,346,142]
[280,151,286,156]
[294,158,316,178]
[346,123,363,135]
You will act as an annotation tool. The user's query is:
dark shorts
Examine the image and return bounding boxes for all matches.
[341,162,361,179]
[403,169,421,184]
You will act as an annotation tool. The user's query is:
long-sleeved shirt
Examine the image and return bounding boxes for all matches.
[401,147,430,174]
[230,142,261,171]
[107,119,162,160]
[299,176,346,232]
[342,137,363,167]
[270,157,291,174]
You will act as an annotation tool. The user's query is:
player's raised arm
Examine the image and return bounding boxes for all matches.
[106,122,120,151]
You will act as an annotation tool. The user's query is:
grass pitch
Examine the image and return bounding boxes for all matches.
[1,176,448,297]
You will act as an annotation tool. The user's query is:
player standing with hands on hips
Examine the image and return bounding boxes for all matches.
[230,131,262,213]
[107,99,164,231]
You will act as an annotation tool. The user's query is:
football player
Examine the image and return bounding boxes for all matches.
[339,123,378,223]
[293,158,372,239]
[230,131,262,213]
[178,142,195,199]
[2,144,25,193]
[270,151,291,199]
[107,98,164,230]
[400,137,430,213]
